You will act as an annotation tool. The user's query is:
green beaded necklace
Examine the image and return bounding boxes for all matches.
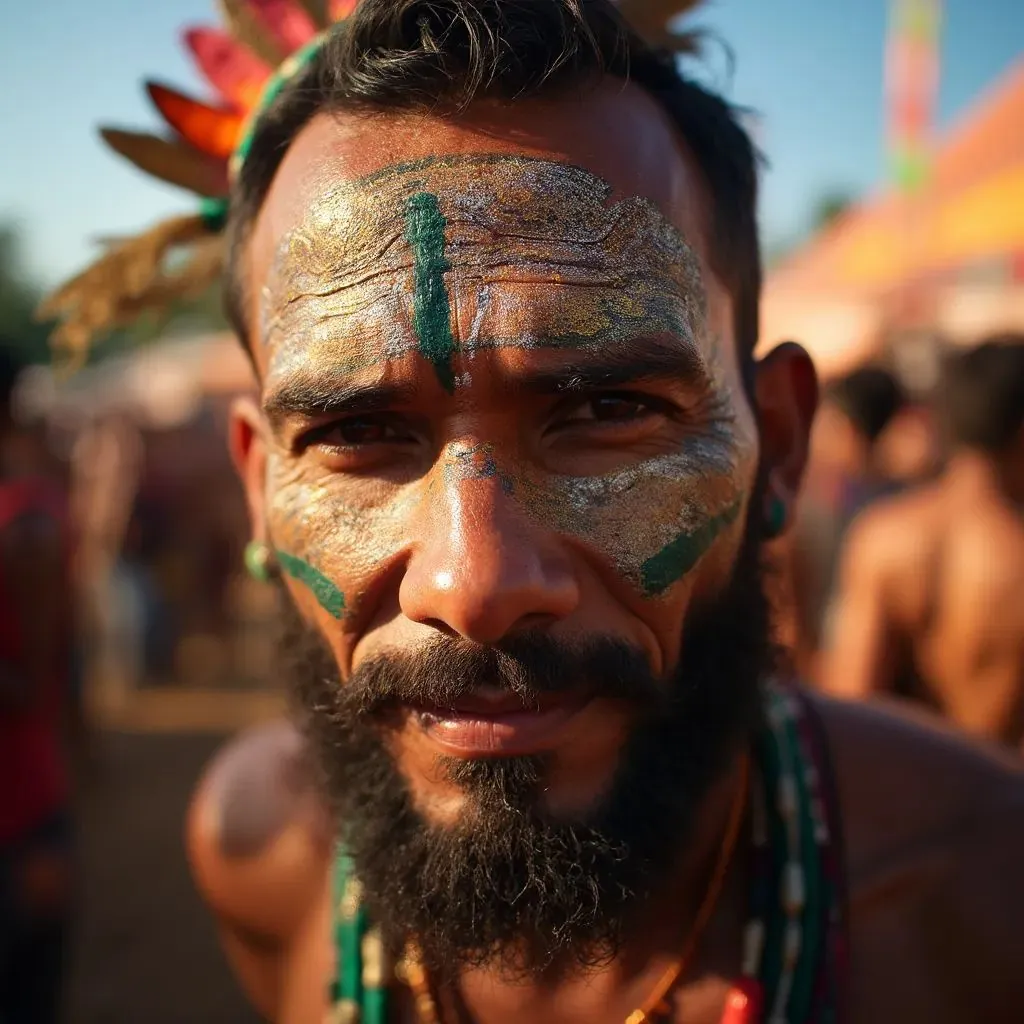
[326,682,846,1024]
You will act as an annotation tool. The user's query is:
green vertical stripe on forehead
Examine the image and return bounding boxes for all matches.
[405,191,457,392]
[640,498,743,596]
[276,550,346,619]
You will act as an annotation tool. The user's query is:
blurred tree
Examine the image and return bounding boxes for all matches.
[763,189,859,271]
[810,191,856,232]
[0,223,52,364]
[0,221,227,367]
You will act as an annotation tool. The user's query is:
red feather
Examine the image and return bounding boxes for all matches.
[183,26,270,112]
[244,0,319,51]
[147,83,244,160]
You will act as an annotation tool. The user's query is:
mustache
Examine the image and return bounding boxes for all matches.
[343,633,665,715]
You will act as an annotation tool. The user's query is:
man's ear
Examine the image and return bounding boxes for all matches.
[228,395,269,544]
[754,341,818,530]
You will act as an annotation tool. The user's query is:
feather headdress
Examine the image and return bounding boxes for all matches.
[40,0,702,364]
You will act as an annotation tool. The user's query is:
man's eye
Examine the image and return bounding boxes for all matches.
[303,415,407,448]
[568,393,662,424]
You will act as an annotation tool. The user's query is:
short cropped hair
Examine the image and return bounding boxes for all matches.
[225,0,761,363]
[824,367,908,445]
[942,336,1024,454]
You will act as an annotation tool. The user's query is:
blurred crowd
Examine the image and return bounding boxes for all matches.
[774,333,1024,750]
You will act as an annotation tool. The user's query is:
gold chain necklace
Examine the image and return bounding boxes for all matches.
[398,755,750,1024]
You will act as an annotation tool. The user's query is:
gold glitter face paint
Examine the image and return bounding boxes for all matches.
[451,432,745,598]
[260,155,709,390]
[260,154,756,621]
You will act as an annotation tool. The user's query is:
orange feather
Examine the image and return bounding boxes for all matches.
[147,83,244,160]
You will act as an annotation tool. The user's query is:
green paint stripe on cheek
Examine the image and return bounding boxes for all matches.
[405,191,456,392]
[275,550,346,619]
[640,498,743,597]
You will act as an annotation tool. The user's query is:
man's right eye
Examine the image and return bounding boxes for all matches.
[300,414,411,449]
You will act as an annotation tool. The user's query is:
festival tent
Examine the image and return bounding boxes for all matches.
[761,58,1024,378]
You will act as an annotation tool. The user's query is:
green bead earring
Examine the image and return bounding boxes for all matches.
[765,496,787,539]
[244,540,273,583]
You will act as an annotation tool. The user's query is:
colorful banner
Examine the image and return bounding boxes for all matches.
[885,0,943,192]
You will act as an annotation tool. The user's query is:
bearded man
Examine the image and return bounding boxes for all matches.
[42,0,1023,1021]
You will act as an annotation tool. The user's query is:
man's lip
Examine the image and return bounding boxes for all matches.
[410,690,590,756]
[424,686,567,717]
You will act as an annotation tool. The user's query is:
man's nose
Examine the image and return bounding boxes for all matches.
[399,458,579,644]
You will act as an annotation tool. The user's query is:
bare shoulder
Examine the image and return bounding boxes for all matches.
[843,485,942,570]
[947,500,1024,581]
[186,718,333,942]
[811,693,1024,1019]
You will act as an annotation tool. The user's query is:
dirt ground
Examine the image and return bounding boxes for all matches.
[64,729,263,1024]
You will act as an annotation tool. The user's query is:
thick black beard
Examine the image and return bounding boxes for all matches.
[279,500,774,979]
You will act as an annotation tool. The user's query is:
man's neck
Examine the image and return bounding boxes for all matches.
[450,750,751,1024]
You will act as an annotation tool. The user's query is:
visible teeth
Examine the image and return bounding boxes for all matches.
[416,709,440,727]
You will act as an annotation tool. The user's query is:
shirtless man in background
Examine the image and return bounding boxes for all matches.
[824,336,1024,749]
[781,367,907,680]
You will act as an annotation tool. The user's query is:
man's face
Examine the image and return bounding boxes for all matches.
[233,83,814,966]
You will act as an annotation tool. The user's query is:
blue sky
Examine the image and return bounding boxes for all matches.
[1,0,1021,287]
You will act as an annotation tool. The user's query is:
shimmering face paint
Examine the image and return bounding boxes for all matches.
[261,155,707,382]
[260,155,755,622]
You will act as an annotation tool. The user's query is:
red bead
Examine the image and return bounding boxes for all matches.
[720,978,764,1024]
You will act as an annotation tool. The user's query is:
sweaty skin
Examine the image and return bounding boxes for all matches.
[191,84,1024,1024]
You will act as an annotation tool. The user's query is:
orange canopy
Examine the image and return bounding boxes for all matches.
[769,58,1024,300]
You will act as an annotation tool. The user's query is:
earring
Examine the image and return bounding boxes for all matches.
[765,496,787,539]
[244,540,273,583]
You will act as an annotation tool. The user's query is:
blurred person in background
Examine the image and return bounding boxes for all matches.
[780,366,908,679]
[69,411,144,714]
[824,336,1024,750]
[872,400,941,487]
[0,344,75,1023]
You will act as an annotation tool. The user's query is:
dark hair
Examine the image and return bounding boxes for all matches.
[824,366,907,445]
[942,335,1024,454]
[225,0,761,362]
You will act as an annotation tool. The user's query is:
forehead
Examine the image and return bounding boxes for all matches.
[247,84,732,380]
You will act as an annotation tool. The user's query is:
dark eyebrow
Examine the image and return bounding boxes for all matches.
[513,337,712,395]
[263,377,418,430]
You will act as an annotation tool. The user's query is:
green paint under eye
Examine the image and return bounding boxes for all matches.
[640,498,742,596]
[405,191,456,393]
[275,550,346,619]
